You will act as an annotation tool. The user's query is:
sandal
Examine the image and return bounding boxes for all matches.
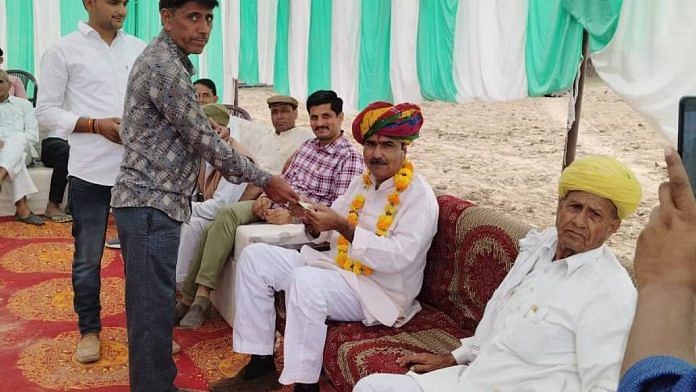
[15,212,45,226]
[45,213,73,223]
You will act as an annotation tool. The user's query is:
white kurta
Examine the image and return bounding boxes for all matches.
[233,172,439,385]
[0,96,39,202]
[408,228,637,392]
[302,173,439,327]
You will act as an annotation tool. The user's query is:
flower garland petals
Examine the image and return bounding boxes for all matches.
[335,160,414,276]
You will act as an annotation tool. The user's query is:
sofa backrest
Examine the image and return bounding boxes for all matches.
[419,195,533,334]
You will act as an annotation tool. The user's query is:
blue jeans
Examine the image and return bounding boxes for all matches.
[113,207,180,392]
[69,176,111,335]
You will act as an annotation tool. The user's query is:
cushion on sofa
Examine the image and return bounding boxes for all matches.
[420,199,532,333]
[323,304,466,391]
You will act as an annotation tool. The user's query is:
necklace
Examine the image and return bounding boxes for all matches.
[335,161,414,276]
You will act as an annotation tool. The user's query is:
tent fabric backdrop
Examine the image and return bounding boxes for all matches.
[591,0,696,145]
[1,0,692,142]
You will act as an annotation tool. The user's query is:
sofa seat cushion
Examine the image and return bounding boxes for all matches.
[323,304,468,391]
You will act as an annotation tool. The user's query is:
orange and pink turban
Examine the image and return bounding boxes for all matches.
[352,101,424,145]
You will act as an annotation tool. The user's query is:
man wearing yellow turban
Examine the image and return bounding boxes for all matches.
[356,156,643,392]
[210,102,438,392]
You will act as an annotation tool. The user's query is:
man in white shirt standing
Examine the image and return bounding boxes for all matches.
[0,70,42,225]
[35,0,145,364]
[209,102,439,392]
[355,156,643,392]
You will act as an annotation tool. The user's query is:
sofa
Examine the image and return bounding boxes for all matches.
[273,194,533,391]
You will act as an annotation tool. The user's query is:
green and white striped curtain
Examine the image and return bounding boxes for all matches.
[0,0,622,109]
[222,0,623,112]
[0,0,222,97]
[2,0,693,142]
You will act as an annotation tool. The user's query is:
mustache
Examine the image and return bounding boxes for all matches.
[369,158,387,166]
[315,126,329,131]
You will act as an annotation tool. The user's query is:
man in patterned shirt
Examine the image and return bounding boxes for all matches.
[175,89,365,329]
[109,1,297,391]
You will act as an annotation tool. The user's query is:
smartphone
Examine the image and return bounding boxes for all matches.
[678,96,696,195]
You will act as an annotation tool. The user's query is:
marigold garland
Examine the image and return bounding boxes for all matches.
[335,161,414,276]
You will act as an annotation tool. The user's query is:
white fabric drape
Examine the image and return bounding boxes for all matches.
[199,47,209,79]
[0,0,7,63]
[222,0,241,104]
[331,0,361,114]
[592,0,696,145]
[257,0,277,85]
[452,0,528,102]
[390,0,423,105]
[33,0,62,80]
[287,0,310,104]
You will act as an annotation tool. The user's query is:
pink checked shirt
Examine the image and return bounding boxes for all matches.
[280,134,364,207]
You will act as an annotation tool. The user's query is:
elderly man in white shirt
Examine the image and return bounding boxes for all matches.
[209,102,438,392]
[0,70,41,225]
[354,155,643,392]
[35,0,145,364]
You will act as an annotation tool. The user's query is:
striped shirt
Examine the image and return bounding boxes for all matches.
[279,134,364,207]
[111,31,271,222]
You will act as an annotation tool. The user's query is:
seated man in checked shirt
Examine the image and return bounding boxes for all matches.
[356,155,643,392]
[176,90,365,329]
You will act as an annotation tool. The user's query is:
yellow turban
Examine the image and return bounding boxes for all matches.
[558,155,642,219]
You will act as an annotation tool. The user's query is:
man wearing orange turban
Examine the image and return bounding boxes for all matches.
[211,102,438,392]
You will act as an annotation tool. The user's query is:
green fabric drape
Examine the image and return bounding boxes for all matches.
[358,0,392,109]
[307,0,332,95]
[6,0,34,73]
[416,0,458,102]
[135,0,161,42]
[273,0,290,95]
[563,0,623,52]
[525,0,583,96]
[239,0,259,85]
[122,1,138,36]
[59,0,87,36]
[206,5,224,98]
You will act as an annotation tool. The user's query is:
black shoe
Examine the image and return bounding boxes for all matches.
[209,369,280,392]
[244,354,275,380]
[294,383,319,392]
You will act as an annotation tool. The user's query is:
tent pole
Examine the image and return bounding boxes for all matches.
[563,29,590,169]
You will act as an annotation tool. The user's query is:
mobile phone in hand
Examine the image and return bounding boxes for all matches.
[678,96,696,195]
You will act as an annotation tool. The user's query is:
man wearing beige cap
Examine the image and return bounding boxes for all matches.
[232,95,315,181]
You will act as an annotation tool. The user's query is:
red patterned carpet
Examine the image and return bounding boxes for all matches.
[0,216,251,391]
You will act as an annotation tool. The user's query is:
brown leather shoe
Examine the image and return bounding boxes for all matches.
[208,370,281,392]
[76,333,100,363]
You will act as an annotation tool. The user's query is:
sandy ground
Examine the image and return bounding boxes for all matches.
[235,78,669,266]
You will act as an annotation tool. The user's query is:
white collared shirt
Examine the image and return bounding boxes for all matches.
[36,21,145,186]
[301,172,439,327]
[412,228,637,392]
[0,96,39,156]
